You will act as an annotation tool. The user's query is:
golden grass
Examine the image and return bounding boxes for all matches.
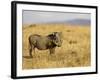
[22,24,91,69]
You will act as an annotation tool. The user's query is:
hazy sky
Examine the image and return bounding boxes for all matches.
[23,10,90,24]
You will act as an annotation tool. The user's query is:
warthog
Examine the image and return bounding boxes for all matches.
[28,32,62,58]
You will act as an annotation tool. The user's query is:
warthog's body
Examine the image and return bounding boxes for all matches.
[28,32,62,58]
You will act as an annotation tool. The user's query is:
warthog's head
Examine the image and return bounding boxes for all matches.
[52,32,63,47]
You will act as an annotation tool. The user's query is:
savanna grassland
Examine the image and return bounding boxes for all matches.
[22,24,91,69]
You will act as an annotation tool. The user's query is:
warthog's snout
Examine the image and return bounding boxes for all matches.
[57,42,62,47]
[54,41,62,47]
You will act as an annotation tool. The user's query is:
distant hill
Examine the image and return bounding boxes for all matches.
[66,19,91,25]
[41,19,91,26]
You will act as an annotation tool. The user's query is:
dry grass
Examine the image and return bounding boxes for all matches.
[22,24,91,69]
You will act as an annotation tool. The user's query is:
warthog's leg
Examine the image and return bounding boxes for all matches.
[49,47,55,54]
[29,42,34,58]
[29,44,36,58]
[29,46,33,58]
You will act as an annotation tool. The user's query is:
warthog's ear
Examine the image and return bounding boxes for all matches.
[52,32,57,39]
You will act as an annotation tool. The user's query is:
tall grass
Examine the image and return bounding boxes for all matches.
[22,24,90,69]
